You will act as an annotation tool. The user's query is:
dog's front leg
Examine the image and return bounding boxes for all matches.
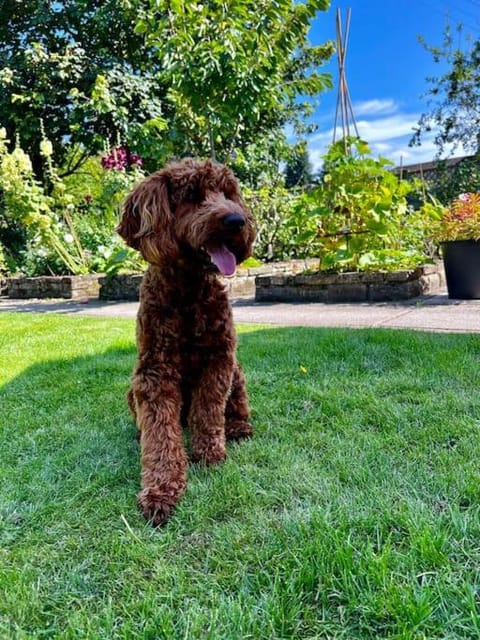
[188,355,234,465]
[132,372,188,526]
[225,363,253,441]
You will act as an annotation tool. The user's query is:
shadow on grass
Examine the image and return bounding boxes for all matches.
[2,324,479,536]
[0,344,140,532]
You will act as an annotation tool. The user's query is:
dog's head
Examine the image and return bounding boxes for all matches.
[117,158,255,276]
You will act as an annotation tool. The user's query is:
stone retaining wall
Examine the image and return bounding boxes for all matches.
[7,274,102,300]
[98,273,143,301]
[255,264,445,303]
[99,259,318,301]
[4,261,446,303]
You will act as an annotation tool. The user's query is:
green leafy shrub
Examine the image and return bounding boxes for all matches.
[0,127,60,272]
[286,138,435,271]
[244,184,303,261]
[428,157,480,205]
[60,159,146,274]
[0,128,144,276]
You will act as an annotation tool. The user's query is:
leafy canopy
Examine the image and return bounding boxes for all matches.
[0,0,334,180]
[411,24,480,156]
[0,0,164,178]
[137,0,334,162]
[285,141,315,188]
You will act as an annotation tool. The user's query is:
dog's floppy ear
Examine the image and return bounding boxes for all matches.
[117,172,178,263]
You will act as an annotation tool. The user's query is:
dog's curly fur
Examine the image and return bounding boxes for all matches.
[117,158,256,526]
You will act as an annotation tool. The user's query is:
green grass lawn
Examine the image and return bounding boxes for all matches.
[1,313,480,639]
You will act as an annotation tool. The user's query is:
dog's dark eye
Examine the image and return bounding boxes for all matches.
[186,186,202,203]
[224,184,242,203]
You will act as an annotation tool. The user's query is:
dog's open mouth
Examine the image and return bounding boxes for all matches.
[206,245,237,277]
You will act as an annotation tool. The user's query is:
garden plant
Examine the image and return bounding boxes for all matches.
[428,192,480,299]
[0,0,335,277]
[430,192,480,243]
[282,138,437,272]
[0,129,145,276]
[2,2,479,279]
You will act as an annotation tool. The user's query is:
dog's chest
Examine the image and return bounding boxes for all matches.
[178,279,232,343]
[185,305,208,339]
[181,299,230,341]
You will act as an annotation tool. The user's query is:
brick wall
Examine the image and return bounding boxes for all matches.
[4,261,446,303]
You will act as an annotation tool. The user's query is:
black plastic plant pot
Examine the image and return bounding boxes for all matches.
[442,240,480,299]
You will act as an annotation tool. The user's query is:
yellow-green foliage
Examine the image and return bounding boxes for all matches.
[0,129,145,275]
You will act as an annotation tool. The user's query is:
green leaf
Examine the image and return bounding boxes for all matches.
[355,139,371,155]
[358,252,377,268]
[296,229,316,243]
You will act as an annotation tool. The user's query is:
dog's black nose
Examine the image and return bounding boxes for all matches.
[222,213,245,231]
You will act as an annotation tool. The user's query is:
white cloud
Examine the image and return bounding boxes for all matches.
[309,147,327,172]
[356,114,419,142]
[353,98,398,117]
[310,112,420,147]
[370,142,392,154]
[307,100,467,172]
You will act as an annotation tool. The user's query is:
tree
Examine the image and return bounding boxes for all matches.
[0,0,334,185]
[427,156,480,204]
[137,0,334,168]
[285,141,314,188]
[0,0,165,179]
[411,25,480,156]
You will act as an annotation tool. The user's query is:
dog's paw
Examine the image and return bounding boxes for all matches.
[138,486,178,527]
[225,420,253,441]
[191,444,227,466]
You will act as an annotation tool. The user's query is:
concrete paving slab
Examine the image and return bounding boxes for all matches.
[0,298,137,318]
[232,300,402,328]
[232,297,480,333]
[380,303,480,333]
[1,292,479,333]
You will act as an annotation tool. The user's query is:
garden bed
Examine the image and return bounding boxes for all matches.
[7,274,102,300]
[5,262,446,303]
[255,263,445,303]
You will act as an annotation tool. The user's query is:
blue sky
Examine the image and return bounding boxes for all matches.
[305,0,480,170]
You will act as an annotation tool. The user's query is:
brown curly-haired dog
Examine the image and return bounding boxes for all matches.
[117,158,256,526]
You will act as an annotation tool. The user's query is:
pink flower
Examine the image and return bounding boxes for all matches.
[101,147,144,171]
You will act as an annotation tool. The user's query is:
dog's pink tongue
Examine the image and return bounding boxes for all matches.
[207,246,237,276]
